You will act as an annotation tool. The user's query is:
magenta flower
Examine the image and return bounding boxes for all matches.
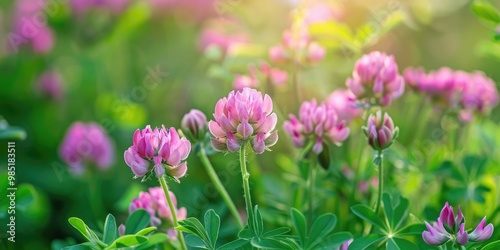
[469,217,494,242]
[362,111,398,151]
[181,109,207,142]
[459,71,499,122]
[208,88,278,154]
[404,67,457,107]
[346,51,404,107]
[326,89,361,122]
[283,99,350,154]
[59,122,115,174]
[422,202,494,246]
[129,187,187,238]
[36,70,63,101]
[124,125,191,181]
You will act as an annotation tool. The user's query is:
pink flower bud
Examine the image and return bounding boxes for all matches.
[181,109,207,142]
[363,111,398,151]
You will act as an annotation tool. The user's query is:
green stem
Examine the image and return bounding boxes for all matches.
[374,150,384,214]
[159,177,187,250]
[199,146,244,229]
[239,143,254,230]
[308,155,317,226]
[87,167,104,220]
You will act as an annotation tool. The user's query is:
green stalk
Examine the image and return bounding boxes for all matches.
[239,143,254,230]
[374,150,384,214]
[159,177,187,250]
[308,155,317,226]
[199,146,244,229]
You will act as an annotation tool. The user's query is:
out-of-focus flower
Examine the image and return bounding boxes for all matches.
[124,125,191,181]
[422,202,494,246]
[283,99,349,154]
[199,18,247,54]
[363,111,398,151]
[233,74,259,90]
[346,51,404,107]
[181,109,207,142]
[36,70,63,100]
[326,89,361,122]
[469,217,494,242]
[9,0,54,54]
[269,68,288,86]
[306,42,325,63]
[269,45,289,63]
[404,67,499,122]
[129,187,187,239]
[208,88,278,154]
[59,122,115,174]
[335,238,352,250]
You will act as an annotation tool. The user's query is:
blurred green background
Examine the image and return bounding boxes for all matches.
[2,0,500,249]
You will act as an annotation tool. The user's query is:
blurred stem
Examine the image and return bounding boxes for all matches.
[308,154,317,226]
[159,177,187,250]
[199,145,244,229]
[87,167,104,220]
[291,63,300,108]
[239,143,255,230]
[374,150,384,214]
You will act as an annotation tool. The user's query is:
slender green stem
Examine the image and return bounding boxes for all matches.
[308,155,317,226]
[159,177,187,250]
[87,167,104,220]
[239,143,254,230]
[374,150,384,214]
[199,146,244,229]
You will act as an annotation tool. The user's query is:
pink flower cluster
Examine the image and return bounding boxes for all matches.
[283,99,350,154]
[124,125,191,181]
[199,18,248,55]
[59,122,115,174]
[128,187,187,238]
[233,63,288,90]
[36,70,63,101]
[346,51,404,107]
[423,202,494,246]
[268,22,326,65]
[404,67,499,121]
[209,88,278,154]
[9,0,54,54]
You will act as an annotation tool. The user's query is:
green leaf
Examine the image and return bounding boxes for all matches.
[396,224,426,235]
[102,214,118,245]
[349,234,385,250]
[68,217,103,245]
[135,227,156,236]
[482,240,500,250]
[290,208,307,246]
[185,234,209,249]
[204,209,220,248]
[306,213,337,249]
[317,232,352,250]
[107,235,147,248]
[472,1,500,24]
[238,228,255,239]
[262,227,291,237]
[124,209,150,235]
[135,233,169,250]
[254,206,264,236]
[218,239,249,250]
[0,126,27,140]
[62,242,98,250]
[177,217,211,244]
[250,237,293,250]
[351,205,387,231]
[386,237,418,250]
[382,194,409,231]
[16,184,36,209]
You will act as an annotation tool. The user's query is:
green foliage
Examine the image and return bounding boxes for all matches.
[471,1,500,24]
[65,211,162,250]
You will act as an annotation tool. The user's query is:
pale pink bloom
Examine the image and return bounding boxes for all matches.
[307,42,326,63]
[124,125,190,181]
[268,45,289,63]
[346,51,404,106]
[303,1,343,25]
[233,75,259,90]
[269,68,288,86]
[326,89,361,122]
[36,70,63,100]
[129,187,186,238]
[198,18,247,53]
[59,122,115,173]
[209,88,278,154]
[181,109,207,142]
[459,71,498,120]
[283,99,349,154]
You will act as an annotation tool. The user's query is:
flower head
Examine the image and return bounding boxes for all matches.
[36,70,64,100]
[208,88,278,154]
[283,99,350,154]
[124,125,191,181]
[129,187,187,238]
[59,122,115,174]
[363,111,398,151]
[326,89,361,122]
[346,51,404,107]
[181,109,207,142]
